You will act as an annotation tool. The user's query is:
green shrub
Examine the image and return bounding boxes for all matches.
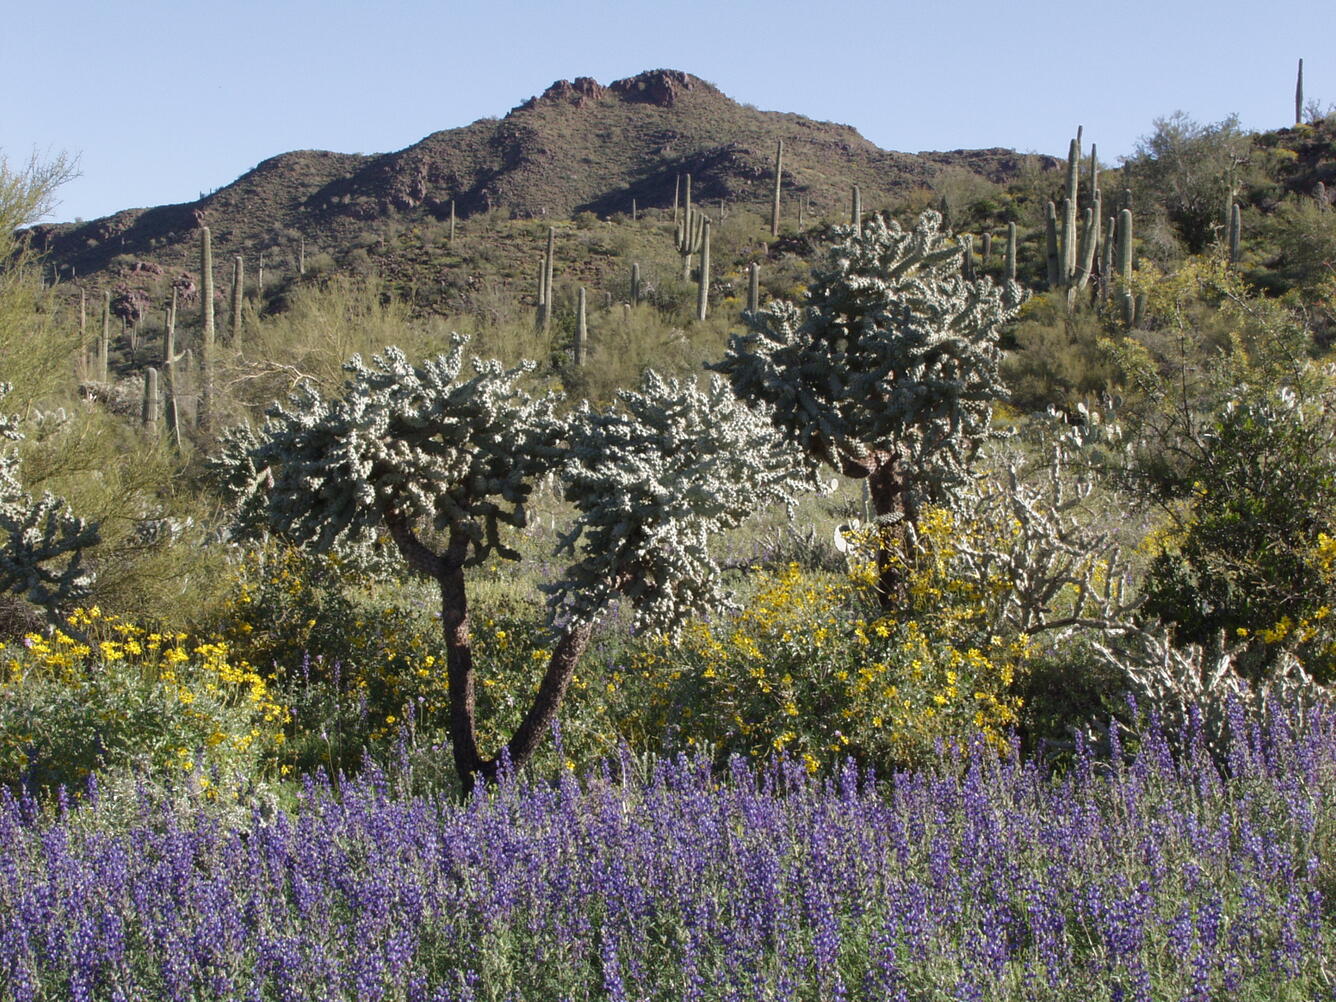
[0,607,288,794]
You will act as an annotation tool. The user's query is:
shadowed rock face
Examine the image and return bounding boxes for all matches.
[29,68,1049,283]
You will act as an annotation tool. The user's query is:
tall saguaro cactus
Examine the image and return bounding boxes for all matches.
[851,185,862,235]
[1296,58,1305,125]
[99,290,110,382]
[142,368,160,428]
[747,261,760,314]
[230,256,244,342]
[537,226,556,332]
[575,287,588,367]
[770,139,783,238]
[1229,202,1242,265]
[696,218,711,322]
[630,262,641,306]
[1005,223,1017,282]
[675,175,704,280]
[198,226,215,433]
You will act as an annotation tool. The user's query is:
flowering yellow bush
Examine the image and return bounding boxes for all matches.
[638,548,1030,773]
[0,607,289,793]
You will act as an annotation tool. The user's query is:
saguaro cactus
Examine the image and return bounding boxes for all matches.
[449,200,457,246]
[675,175,704,280]
[198,226,215,433]
[537,226,556,331]
[142,367,160,428]
[747,261,760,314]
[770,139,783,238]
[575,287,588,367]
[99,290,110,382]
[696,218,711,322]
[851,185,862,235]
[1005,222,1017,283]
[631,262,641,306]
[230,256,244,342]
[1116,208,1136,327]
[1229,202,1242,265]
[1296,58,1305,125]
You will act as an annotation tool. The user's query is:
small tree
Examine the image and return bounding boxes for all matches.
[216,340,814,789]
[710,210,1023,604]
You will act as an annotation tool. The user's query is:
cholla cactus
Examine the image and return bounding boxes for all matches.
[711,209,1024,603]
[216,340,814,789]
[0,386,99,613]
[548,372,821,635]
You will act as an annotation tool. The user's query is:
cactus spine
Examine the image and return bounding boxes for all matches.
[770,139,783,238]
[1005,222,1017,282]
[199,226,215,433]
[575,287,588,367]
[747,261,760,314]
[231,256,244,342]
[696,218,711,322]
[851,185,862,235]
[631,262,641,306]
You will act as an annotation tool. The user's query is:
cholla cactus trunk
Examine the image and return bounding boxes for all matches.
[696,219,711,322]
[199,226,215,433]
[231,256,244,342]
[747,261,760,313]
[1229,203,1242,265]
[1045,202,1061,289]
[99,291,110,382]
[631,262,641,306]
[851,185,862,235]
[1296,58,1304,125]
[1005,222,1017,282]
[575,288,588,367]
[771,139,783,238]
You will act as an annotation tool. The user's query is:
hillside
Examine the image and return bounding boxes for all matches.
[27,69,1041,289]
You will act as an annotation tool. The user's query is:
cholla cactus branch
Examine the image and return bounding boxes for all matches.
[0,386,99,613]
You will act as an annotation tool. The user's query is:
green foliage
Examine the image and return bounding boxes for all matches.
[1122,113,1254,256]
[1137,376,1336,680]
[0,608,287,794]
[1002,294,1121,412]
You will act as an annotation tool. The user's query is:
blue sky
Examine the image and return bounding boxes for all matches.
[5,0,1333,224]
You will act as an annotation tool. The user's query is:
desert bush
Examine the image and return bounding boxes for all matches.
[0,607,288,794]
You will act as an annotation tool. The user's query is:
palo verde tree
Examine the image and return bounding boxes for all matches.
[215,339,814,790]
[711,210,1024,605]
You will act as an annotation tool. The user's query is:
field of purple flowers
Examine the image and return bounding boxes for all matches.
[2,700,1334,1002]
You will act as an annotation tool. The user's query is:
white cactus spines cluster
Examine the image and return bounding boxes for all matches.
[711,210,1025,507]
[235,338,563,563]
[548,372,821,635]
[0,385,99,611]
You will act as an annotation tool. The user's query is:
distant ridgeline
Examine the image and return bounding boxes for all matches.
[26,69,1039,293]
